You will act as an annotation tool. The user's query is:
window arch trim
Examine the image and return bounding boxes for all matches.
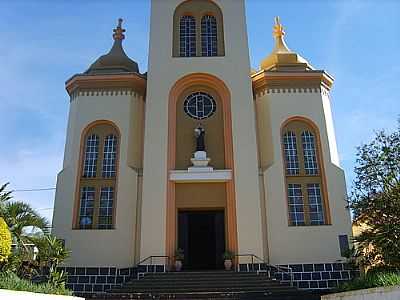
[73,120,121,230]
[280,116,331,226]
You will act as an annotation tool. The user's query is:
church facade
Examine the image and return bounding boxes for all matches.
[53,0,353,291]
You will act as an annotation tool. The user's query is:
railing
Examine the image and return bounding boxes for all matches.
[136,255,170,279]
[234,254,293,287]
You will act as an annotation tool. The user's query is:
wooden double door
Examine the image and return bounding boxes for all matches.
[178,210,225,270]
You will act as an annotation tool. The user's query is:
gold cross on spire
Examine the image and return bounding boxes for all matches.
[113,18,126,41]
[273,16,285,38]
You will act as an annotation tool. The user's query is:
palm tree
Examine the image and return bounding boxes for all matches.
[0,183,12,204]
[0,183,69,284]
[0,183,50,250]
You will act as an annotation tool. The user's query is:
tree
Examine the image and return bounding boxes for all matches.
[0,217,12,262]
[351,120,400,271]
[0,183,12,203]
[1,202,50,248]
[0,182,69,288]
[31,235,70,287]
[0,183,50,250]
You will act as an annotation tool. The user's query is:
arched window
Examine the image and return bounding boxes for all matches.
[173,0,225,57]
[78,187,95,229]
[98,187,115,229]
[201,15,217,56]
[180,15,196,57]
[281,119,329,226]
[282,131,299,175]
[301,131,318,175]
[83,134,99,178]
[102,134,118,178]
[287,183,305,226]
[76,122,119,230]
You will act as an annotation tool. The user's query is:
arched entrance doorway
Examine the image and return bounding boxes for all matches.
[166,73,238,269]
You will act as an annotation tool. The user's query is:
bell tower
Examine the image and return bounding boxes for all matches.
[140,0,264,264]
[252,17,352,265]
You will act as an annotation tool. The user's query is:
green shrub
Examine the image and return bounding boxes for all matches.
[0,271,72,295]
[222,250,235,260]
[0,217,12,262]
[338,272,400,292]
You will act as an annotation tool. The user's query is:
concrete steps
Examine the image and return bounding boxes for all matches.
[106,271,323,299]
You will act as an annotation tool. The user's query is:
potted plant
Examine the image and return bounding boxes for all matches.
[174,248,184,271]
[223,250,234,271]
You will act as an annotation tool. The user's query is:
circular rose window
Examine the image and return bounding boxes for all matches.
[184,92,216,120]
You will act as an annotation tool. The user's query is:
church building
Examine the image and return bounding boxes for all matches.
[53,0,353,291]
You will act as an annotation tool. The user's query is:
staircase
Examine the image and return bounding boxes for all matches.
[105,271,324,299]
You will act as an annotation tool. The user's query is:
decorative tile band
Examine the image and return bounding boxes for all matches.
[58,265,166,295]
[55,266,137,294]
[61,262,359,294]
[70,89,144,101]
[238,262,359,290]
[255,87,323,99]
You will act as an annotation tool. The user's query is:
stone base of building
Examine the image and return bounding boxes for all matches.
[58,266,137,294]
[238,262,360,290]
[60,262,359,294]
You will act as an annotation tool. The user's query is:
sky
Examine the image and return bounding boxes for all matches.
[0,0,399,224]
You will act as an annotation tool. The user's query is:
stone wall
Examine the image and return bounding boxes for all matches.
[58,266,136,294]
[61,262,358,294]
[0,289,84,300]
[238,262,359,290]
[322,286,400,300]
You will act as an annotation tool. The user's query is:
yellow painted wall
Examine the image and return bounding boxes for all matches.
[140,0,263,259]
[255,88,353,264]
[53,0,353,268]
[175,183,226,209]
[52,91,144,267]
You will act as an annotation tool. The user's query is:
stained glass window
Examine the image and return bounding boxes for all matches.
[201,15,218,56]
[283,131,300,175]
[184,92,216,120]
[287,184,305,226]
[302,131,319,175]
[307,183,325,225]
[98,187,114,229]
[79,187,95,229]
[83,134,99,178]
[102,135,117,178]
[180,16,196,57]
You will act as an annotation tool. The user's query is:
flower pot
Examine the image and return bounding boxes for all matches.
[175,260,183,271]
[224,259,232,271]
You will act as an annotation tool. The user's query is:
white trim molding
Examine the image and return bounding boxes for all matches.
[169,169,232,183]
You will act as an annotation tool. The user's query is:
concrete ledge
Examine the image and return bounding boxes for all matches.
[169,169,232,182]
[322,286,400,300]
[0,289,84,300]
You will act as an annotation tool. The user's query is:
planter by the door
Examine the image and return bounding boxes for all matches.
[174,248,184,271]
[222,250,235,271]
[175,260,183,271]
[224,259,232,271]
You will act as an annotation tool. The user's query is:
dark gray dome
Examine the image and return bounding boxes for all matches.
[85,18,139,75]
